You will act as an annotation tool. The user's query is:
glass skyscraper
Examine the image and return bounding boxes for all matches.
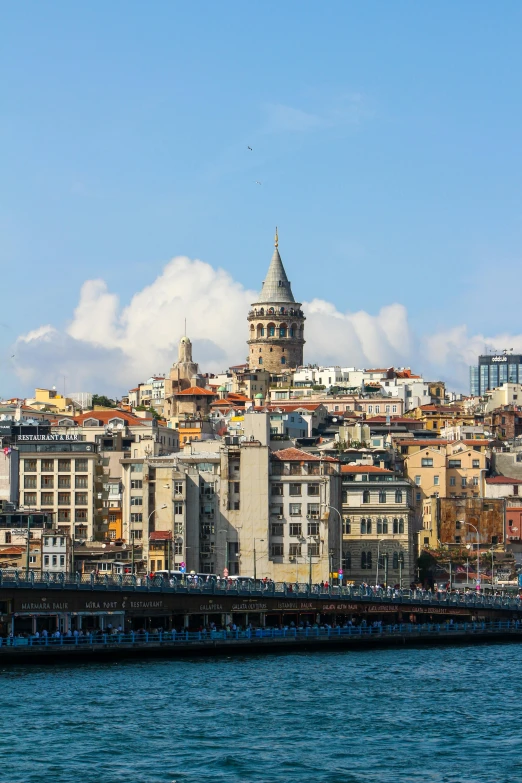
[470,354,522,396]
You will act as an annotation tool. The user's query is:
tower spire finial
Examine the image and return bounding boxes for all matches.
[274,226,278,248]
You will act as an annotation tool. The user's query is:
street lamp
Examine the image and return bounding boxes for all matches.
[375,538,386,587]
[253,538,265,581]
[461,520,481,590]
[307,535,318,590]
[132,504,167,575]
[322,504,343,585]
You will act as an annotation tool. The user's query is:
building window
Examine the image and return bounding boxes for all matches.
[434,476,439,486]
[461,477,467,487]
[450,476,456,486]
[130,497,143,506]
[455,536,461,544]
[392,405,397,413]
[416,492,421,502]
[58,476,71,489]
[342,551,351,570]
[421,458,433,467]
[24,460,37,472]
[473,476,479,486]
[130,513,142,523]
[109,514,117,523]
[395,490,403,503]
[289,543,302,558]
[174,502,183,515]
[174,481,183,495]
[41,493,54,506]
[307,484,320,496]
[272,544,284,558]
[289,523,302,537]
[308,542,320,557]
[130,463,143,473]
[44,555,49,566]
[307,504,320,518]
[259,357,263,365]
[42,459,54,472]
[415,476,421,486]
[379,490,386,503]
[24,476,36,489]
[271,483,283,496]
[472,460,480,468]
[360,518,372,534]
[308,521,319,536]
[343,518,351,534]
[75,459,88,472]
[271,523,284,536]
[75,493,88,505]
[289,484,302,496]
[75,510,87,522]
[363,490,370,504]
[41,475,54,489]
[58,460,71,472]
[131,530,143,540]
[377,518,388,534]
[448,459,461,468]
[361,551,372,569]
[289,503,301,516]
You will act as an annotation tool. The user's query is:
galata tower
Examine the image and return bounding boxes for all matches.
[247,229,305,372]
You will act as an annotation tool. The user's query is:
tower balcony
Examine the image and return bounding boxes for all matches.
[248,308,305,320]
[247,336,306,346]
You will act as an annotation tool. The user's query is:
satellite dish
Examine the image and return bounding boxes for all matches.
[122,544,127,550]
[102,543,106,548]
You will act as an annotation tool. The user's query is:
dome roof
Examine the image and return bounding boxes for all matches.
[218,386,227,392]
[255,393,264,399]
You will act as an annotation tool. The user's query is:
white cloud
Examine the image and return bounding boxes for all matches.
[11,254,522,396]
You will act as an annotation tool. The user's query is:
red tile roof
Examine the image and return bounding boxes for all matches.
[486,476,522,485]
[271,448,337,462]
[149,531,173,541]
[174,386,216,397]
[341,464,393,474]
[74,410,146,426]
[0,547,25,555]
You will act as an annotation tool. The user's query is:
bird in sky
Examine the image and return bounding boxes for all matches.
[255,181,262,185]
[248,146,253,151]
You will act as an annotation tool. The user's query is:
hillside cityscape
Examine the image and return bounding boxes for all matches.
[1,231,520,592]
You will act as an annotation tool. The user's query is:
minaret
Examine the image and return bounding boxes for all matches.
[247,229,305,372]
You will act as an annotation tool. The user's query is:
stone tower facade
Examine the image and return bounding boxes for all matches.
[165,335,199,397]
[248,231,305,372]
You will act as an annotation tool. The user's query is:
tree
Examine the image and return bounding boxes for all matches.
[92,394,116,408]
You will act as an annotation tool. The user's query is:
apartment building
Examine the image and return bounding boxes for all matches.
[340,465,415,587]
[17,436,102,541]
[267,447,341,584]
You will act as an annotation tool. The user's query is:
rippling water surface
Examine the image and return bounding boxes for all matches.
[0,645,518,783]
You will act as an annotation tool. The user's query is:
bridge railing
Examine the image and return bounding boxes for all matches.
[0,569,520,612]
[1,620,521,650]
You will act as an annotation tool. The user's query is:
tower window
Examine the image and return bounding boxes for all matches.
[268,326,275,337]
[259,357,263,365]
[280,328,286,337]
[281,357,286,365]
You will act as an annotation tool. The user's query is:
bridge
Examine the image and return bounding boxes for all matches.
[0,571,521,641]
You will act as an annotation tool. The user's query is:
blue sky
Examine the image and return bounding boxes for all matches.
[2,2,522,395]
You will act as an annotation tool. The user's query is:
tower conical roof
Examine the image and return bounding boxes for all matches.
[256,229,295,304]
